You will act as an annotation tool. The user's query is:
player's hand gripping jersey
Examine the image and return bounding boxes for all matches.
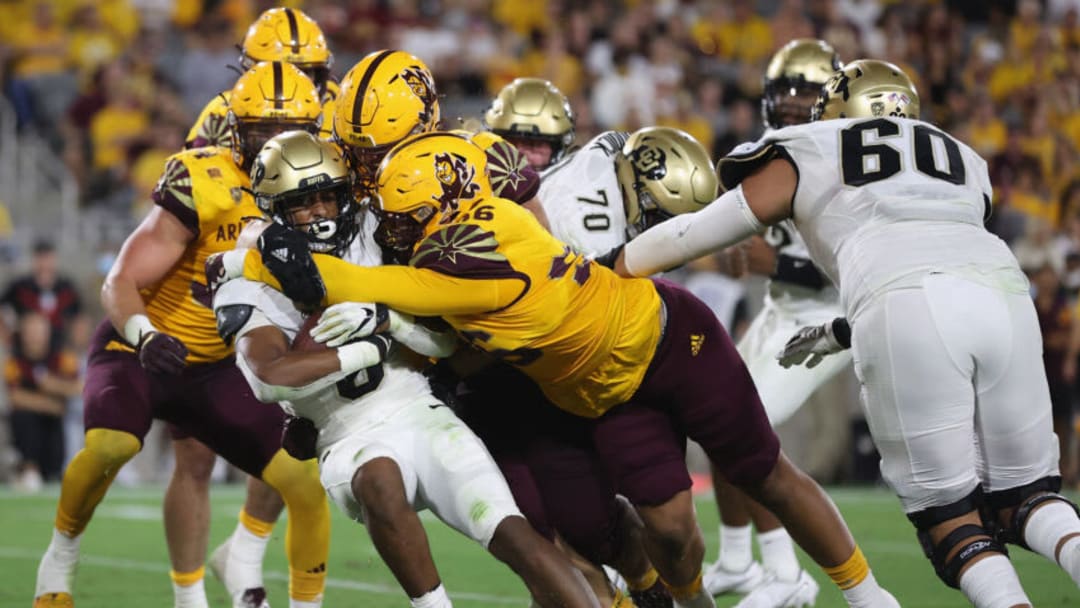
[126,147,257,363]
[730,117,1022,317]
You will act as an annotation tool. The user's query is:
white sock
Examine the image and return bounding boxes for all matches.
[719,524,753,572]
[229,521,271,590]
[840,570,888,608]
[758,528,800,582]
[411,583,453,608]
[36,528,81,595]
[290,600,323,608]
[173,578,210,608]
[673,588,717,608]
[1022,500,1080,585]
[958,555,1030,608]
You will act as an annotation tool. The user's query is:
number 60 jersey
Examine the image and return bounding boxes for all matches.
[740,116,1024,317]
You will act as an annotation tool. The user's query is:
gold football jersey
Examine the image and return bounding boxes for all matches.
[142,147,257,363]
[242,195,663,417]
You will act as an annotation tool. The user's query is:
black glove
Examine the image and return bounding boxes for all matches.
[258,222,326,311]
[136,331,188,375]
[281,415,319,461]
[592,244,624,270]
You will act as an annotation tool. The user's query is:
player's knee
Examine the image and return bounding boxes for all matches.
[351,458,410,522]
[84,428,141,468]
[170,438,217,480]
[986,476,1080,549]
[639,502,701,562]
[262,449,324,510]
[907,488,1006,588]
[558,499,625,565]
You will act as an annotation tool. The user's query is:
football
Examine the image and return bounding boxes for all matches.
[291,308,328,352]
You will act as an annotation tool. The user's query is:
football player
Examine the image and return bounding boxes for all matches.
[213,131,899,608]
[703,39,845,606]
[186,7,338,150]
[33,63,330,608]
[177,9,338,606]
[331,49,551,236]
[609,60,1080,607]
[484,77,576,171]
[213,130,597,608]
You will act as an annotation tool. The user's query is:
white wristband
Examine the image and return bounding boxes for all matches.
[123,314,157,346]
[221,249,248,279]
[336,340,384,374]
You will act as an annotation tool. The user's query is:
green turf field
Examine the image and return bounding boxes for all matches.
[2,484,1078,607]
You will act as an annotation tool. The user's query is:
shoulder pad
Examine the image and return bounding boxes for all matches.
[716,141,783,193]
[215,303,254,346]
[586,131,630,157]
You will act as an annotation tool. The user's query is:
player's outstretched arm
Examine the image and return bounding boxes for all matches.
[102,206,193,373]
[615,157,798,278]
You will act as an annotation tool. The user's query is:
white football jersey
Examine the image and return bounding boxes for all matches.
[539,131,630,256]
[728,137,840,314]
[214,212,437,447]
[756,117,1024,317]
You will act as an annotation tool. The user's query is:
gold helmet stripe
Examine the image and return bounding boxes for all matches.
[272,61,284,110]
[284,8,301,54]
[352,50,396,132]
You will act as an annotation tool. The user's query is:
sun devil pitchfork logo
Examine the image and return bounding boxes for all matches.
[432,152,481,217]
[400,66,437,123]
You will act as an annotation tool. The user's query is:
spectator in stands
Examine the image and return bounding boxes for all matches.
[0,240,83,351]
[4,312,82,492]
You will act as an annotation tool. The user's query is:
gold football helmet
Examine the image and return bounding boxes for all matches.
[241,8,333,95]
[333,50,441,182]
[251,131,357,256]
[614,127,718,237]
[762,38,842,129]
[812,59,920,121]
[228,61,323,170]
[484,78,575,168]
[372,132,490,260]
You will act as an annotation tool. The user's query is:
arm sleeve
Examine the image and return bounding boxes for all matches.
[242,249,521,316]
[622,185,766,277]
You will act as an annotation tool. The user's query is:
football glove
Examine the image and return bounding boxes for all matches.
[311,302,389,347]
[592,244,624,270]
[258,222,326,311]
[776,317,851,369]
[136,331,189,375]
[281,415,318,461]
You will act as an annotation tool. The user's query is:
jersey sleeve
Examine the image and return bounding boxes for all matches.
[214,278,301,342]
[185,93,232,150]
[473,132,540,203]
[151,154,200,236]
[762,127,836,221]
[241,247,525,317]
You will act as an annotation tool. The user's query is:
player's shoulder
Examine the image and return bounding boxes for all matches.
[582,131,630,157]
[155,146,245,216]
[541,130,626,181]
[409,204,526,279]
[469,131,538,203]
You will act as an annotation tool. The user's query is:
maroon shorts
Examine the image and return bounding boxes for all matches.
[82,320,285,477]
[459,362,624,563]
[591,279,781,506]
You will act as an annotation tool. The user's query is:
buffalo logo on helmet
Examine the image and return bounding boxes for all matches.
[432,152,480,218]
[631,146,667,181]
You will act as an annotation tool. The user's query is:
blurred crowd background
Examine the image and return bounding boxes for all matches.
[0,0,1078,492]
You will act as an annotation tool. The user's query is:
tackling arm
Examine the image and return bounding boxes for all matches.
[237,249,522,316]
[615,158,798,278]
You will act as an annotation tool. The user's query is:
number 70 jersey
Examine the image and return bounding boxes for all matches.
[755,117,1022,317]
[538,131,630,257]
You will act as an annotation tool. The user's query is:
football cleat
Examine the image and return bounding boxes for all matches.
[732,570,819,608]
[629,579,674,608]
[208,539,270,608]
[703,560,767,596]
[33,592,74,608]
